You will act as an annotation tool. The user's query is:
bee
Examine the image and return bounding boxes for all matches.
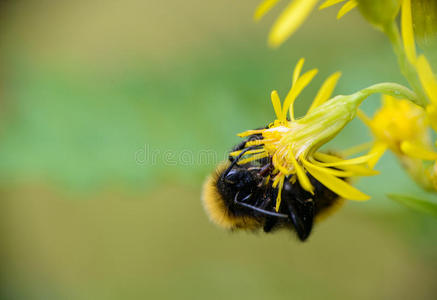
[202,133,344,241]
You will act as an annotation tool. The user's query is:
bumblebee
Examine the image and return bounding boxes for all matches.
[202,134,344,241]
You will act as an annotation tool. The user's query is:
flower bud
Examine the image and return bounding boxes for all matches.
[357,0,401,29]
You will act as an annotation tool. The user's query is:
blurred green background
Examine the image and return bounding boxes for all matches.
[0,1,436,299]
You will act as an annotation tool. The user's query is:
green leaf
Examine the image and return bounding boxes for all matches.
[388,194,437,218]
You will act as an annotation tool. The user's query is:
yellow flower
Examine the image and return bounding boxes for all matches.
[359,92,437,191]
[401,0,437,131]
[358,95,430,167]
[231,59,378,211]
[254,0,358,47]
[400,141,437,191]
[390,0,437,192]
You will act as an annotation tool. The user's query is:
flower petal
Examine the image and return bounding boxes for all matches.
[400,141,437,160]
[275,175,285,212]
[268,0,319,47]
[401,0,417,64]
[308,71,342,113]
[282,69,318,121]
[270,90,284,121]
[245,139,274,147]
[367,142,388,168]
[292,58,305,86]
[237,129,265,137]
[290,154,314,194]
[357,109,373,128]
[416,55,437,105]
[238,153,270,165]
[273,153,292,175]
[313,153,378,167]
[337,0,357,19]
[313,152,379,176]
[426,104,437,132]
[229,148,266,157]
[338,142,373,157]
[382,94,397,107]
[305,160,356,177]
[254,0,281,21]
[302,159,371,201]
[319,0,346,10]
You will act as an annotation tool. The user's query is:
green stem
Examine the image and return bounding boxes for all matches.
[383,22,428,107]
[361,82,419,104]
[341,82,418,107]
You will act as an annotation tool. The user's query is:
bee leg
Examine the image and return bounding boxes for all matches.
[234,193,288,218]
[222,146,257,178]
[240,193,252,202]
[258,162,272,177]
[263,217,278,233]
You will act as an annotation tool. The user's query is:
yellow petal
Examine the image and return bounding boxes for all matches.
[356,109,373,128]
[382,94,397,107]
[272,174,281,188]
[292,58,305,86]
[302,159,371,201]
[337,0,357,19]
[334,164,380,176]
[338,142,373,157]
[304,160,356,177]
[237,129,265,137]
[367,142,388,168]
[416,55,437,104]
[319,0,346,10]
[273,153,292,175]
[401,0,417,64]
[229,148,265,157]
[245,139,274,147]
[290,154,314,194]
[400,141,437,160]
[282,69,318,121]
[270,90,284,121]
[268,0,319,47]
[313,153,378,167]
[426,104,437,132]
[308,71,342,113]
[313,152,379,176]
[238,153,269,165]
[254,0,281,21]
[275,175,285,212]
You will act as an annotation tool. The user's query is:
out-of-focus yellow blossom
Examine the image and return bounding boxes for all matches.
[358,95,430,167]
[231,59,379,210]
[401,0,437,131]
[254,0,357,47]
[401,141,437,191]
